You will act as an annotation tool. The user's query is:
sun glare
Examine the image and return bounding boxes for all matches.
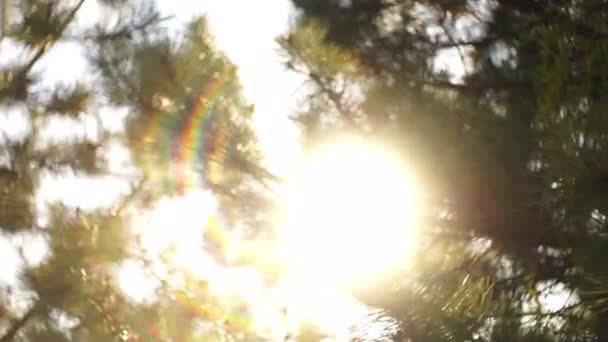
[126,139,421,338]
[279,139,420,286]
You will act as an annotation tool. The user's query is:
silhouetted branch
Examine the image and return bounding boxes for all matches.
[307,72,360,128]
[0,304,38,342]
[68,14,170,42]
[21,0,86,75]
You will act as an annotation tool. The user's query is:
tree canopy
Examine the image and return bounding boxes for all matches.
[283,0,608,340]
[3,0,608,341]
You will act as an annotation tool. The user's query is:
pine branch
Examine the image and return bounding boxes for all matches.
[110,177,145,216]
[68,13,170,42]
[307,71,360,128]
[0,304,38,342]
[484,301,585,321]
[401,75,528,92]
[416,33,497,49]
[438,17,468,75]
[281,40,362,129]
[21,0,86,76]
[498,0,608,39]
[0,0,7,42]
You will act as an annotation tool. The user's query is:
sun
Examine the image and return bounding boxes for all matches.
[278,138,421,287]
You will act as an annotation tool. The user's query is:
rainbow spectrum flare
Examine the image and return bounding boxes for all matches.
[139,67,236,194]
[128,68,270,339]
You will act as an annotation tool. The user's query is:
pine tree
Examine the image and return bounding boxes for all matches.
[284,0,608,340]
[0,1,274,341]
